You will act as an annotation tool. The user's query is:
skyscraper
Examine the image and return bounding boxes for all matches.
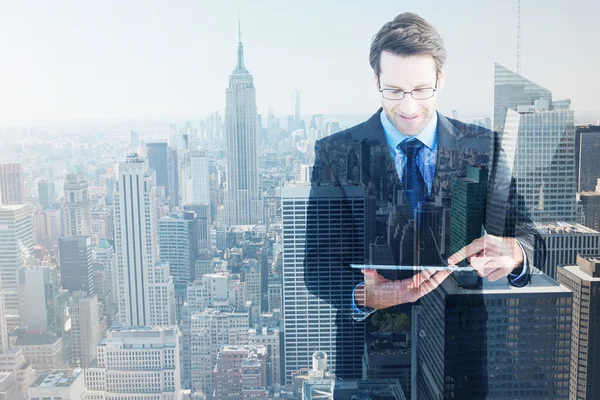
[557,255,600,400]
[158,211,198,300]
[292,89,301,129]
[62,172,92,237]
[580,191,600,231]
[183,203,211,253]
[129,129,139,148]
[525,222,600,279]
[575,125,600,192]
[493,63,577,223]
[93,238,117,327]
[419,274,572,399]
[190,149,210,205]
[58,236,95,296]
[146,142,170,197]
[0,204,33,324]
[449,165,488,258]
[114,154,175,326]
[168,147,180,208]
[281,183,365,383]
[105,175,115,206]
[17,265,63,333]
[38,179,56,210]
[68,292,101,368]
[0,163,25,205]
[224,22,261,226]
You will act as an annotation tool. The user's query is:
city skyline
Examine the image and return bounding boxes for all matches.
[0,5,599,399]
[0,0,598,125]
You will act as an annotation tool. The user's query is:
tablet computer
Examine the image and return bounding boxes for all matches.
[349,264,473,272]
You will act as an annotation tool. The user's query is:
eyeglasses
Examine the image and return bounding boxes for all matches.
[378,75,438,101]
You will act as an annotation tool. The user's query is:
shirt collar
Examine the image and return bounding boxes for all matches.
[379,110,438,150]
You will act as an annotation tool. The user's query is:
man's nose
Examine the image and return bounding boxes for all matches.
[398,95,420,116]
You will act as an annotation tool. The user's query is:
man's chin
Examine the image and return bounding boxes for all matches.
[392,121,423,136]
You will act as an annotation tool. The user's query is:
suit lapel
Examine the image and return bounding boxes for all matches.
[353,109,465,202]
[431,112,464,198]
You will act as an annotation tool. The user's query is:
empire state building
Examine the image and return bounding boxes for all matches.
[224,23,262,226]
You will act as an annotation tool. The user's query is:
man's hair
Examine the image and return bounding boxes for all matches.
[369,12,447,77]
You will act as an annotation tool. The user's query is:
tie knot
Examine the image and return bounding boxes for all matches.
[398,138,425,159]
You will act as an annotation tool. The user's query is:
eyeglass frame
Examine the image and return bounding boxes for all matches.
[377,74,438,101]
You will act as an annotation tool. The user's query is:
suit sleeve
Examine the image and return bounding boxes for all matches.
[302,139,366,321]
[484,130,546,286]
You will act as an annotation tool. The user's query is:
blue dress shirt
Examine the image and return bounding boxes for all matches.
[351,111,529,320]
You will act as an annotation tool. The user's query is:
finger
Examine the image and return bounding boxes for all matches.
[448,237,486,264]
[412,268,437,289]
[468,256,495,277]
[363,268,390,284]
[395,269,436,291]
[486,266,511,282]
[402,270,452,303]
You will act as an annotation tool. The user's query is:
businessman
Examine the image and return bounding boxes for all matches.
[303,12,543,398]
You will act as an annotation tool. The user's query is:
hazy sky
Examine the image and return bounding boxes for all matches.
[0,0,597,124]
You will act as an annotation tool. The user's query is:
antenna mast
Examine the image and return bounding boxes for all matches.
[516,0,521,74]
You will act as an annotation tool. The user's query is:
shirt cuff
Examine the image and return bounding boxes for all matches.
[507,239,530,287]
[351,282,376,321]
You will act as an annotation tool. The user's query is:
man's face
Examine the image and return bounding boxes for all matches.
[376,51,445,136]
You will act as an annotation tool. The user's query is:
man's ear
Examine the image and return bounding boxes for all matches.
[373,71,379,89]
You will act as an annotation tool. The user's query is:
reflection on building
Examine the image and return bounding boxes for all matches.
[419,273,572,399]
[557,255,600,400]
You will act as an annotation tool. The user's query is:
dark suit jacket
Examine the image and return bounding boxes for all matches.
[301,108,545,396]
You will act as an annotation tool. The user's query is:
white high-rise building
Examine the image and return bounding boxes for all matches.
[114,154,176,326]
[0,204,33,325]
[190,149,210,205]
[17,265,61,332]
[62,173,92,237]
[190,308,249,397]
[494,64,577,224]
[281,184,366,383]
[224,22,262,226]
[84,326,181,400]
[68,292,101,368]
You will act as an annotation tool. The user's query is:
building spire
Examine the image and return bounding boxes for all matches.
[235,12,246,72]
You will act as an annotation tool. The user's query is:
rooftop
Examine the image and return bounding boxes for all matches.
[534,221,599,235]
[15,333,60,346]
[561,265,600,282]
[32,369,81,388]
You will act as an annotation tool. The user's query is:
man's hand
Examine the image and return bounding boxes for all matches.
[448,235,524,282]
[354,267,452,310]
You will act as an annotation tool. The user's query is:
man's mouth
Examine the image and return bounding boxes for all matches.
[399,114,419,121]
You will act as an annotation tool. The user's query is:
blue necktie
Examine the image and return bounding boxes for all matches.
[398,138,427,210]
